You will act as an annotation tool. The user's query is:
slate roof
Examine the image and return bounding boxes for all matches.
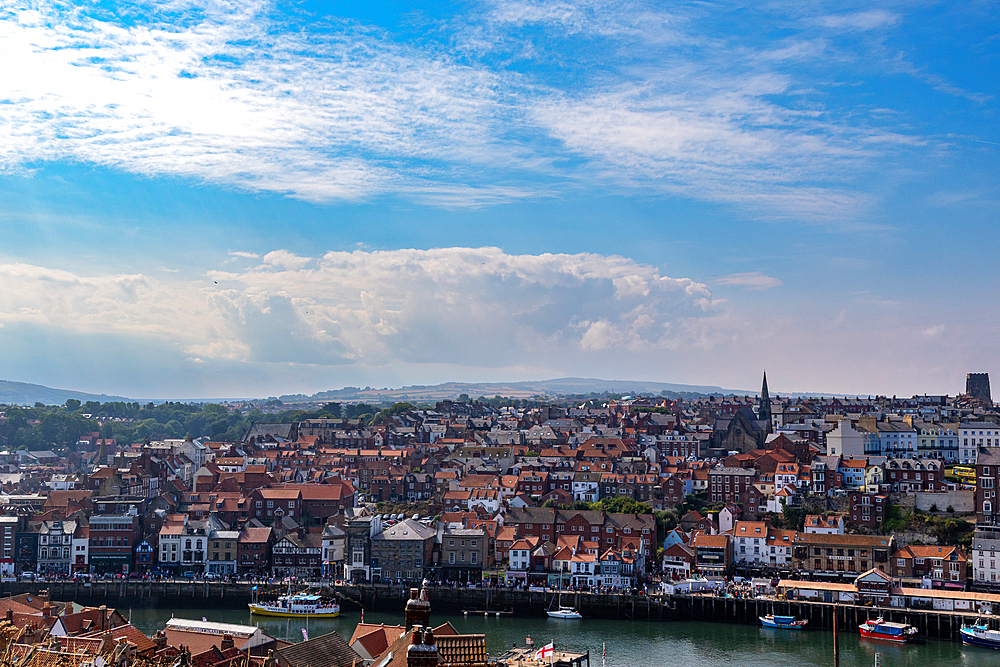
[273,631,361,667]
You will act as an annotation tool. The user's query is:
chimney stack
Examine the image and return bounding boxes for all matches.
[406,626,438,667]
[221,634,234,651]
[404,586,430,630]
[154,631,167,651]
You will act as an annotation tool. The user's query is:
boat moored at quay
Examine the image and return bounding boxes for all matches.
[248,587,340,618]
[858,617,918,643]
[960,622,1000,649]
[759,614,807,630]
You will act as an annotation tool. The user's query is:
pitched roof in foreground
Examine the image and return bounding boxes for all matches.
[272,631,361,667]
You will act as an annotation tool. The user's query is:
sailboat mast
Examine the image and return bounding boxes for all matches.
[833,604,840,667]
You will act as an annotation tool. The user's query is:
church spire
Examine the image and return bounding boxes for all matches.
[759,370,772,431]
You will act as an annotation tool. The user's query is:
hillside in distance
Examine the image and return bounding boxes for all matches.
[0,380,131,406]
[277,377,753,403]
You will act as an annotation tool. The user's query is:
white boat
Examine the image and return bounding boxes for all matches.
[249,586,340,618]
[547,606,582,619]
[547,590,581,619]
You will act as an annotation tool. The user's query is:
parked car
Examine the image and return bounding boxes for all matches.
[204,573,220,581]
[182,571,195,579]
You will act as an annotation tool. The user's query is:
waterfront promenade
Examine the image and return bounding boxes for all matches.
[0,579,984,642]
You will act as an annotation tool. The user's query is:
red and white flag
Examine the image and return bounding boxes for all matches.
[534,643,554,661]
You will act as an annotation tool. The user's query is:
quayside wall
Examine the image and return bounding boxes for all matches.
[0,581,980,642]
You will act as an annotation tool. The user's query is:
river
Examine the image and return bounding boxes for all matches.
[126,606,999,667]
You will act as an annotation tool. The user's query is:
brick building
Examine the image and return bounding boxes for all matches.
[88,513,142,575]
[791,533,895,579]
[709,467,756,505]
[848,492,887,529]
[976,447,1000,525]
[891,544,968,586]
[249,488,302,523]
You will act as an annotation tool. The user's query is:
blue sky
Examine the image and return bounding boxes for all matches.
[0,0,997,399]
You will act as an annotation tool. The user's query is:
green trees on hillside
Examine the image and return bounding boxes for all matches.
[0,401,267,450]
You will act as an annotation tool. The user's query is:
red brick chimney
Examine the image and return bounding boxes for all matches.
[153,631,167,651]
[221,634,234,651]
[41,603,52,618]
[406,627,438,667]
[404,587,430,630]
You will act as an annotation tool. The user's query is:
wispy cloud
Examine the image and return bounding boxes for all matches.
[818,10,899,32]
[714,272,782,290]
[0,0,970,221]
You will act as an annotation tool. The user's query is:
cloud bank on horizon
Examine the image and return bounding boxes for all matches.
[0,0,996,398]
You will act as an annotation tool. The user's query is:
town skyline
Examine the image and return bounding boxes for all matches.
[0,372,993,405]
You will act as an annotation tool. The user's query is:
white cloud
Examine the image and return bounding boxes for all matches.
[922,324,945,339]
[2,250,996,398]
[0,1,526,203]
[819,10,899,32]
[714,272,782,290]
[261,250,311,270]
[0,0,935,221]
[0,248,718,370]
[228,251,260,259]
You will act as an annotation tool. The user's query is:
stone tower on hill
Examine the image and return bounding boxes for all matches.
[967,373,992,405]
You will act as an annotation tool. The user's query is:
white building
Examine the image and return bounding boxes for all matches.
[826,420,866,458]
[733,521,769,567]
[38,520,76,574]
[0,516,16,576]
[48,474,78,491]
[321,522,346,577]
[765,529,795,568]
[878,422,917,459]
[972,528,1000,590]
[570,553,596,587]
[803,515,845,534]
[467,489,501,514]
[72,527,89,574]
[508,539,533,571]
[572,472,599,502]
[916,423,960,462]
[961,423,1000,465]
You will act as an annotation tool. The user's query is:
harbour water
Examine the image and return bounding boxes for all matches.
[126,606,1000,667]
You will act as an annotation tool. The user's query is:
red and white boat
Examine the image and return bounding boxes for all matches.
[859,617,918,643]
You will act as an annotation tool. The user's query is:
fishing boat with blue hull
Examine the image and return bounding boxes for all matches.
[760,614,808,630]
[961,622,1000,649]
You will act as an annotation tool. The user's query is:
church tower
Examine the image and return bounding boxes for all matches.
[758,371,773,432]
